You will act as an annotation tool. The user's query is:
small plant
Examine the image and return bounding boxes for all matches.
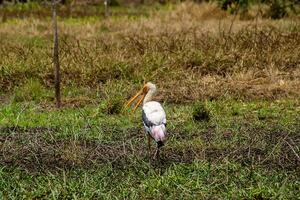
[257,108,272,120]
[231,104,242,116]
[192,101,210,121]
[268,0,287,19]
[257,109,266,120]
[218,0,249,14]
[99,97,123,115]
[109,0,120,7]
[98,80,129,115]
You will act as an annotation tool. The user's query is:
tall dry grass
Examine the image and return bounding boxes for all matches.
[0,2,299,103]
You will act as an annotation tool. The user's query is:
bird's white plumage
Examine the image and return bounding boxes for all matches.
[142,101,167,143]
[125,82,167,157]
[142,101,166,126]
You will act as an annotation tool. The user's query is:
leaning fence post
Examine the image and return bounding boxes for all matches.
[52,0,61,108]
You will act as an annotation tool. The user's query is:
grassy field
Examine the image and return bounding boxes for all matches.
[0,2,300,199]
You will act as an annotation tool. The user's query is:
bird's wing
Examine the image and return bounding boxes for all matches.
[142,101,166,127]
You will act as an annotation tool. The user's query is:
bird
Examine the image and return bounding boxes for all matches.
[125,82,167,160]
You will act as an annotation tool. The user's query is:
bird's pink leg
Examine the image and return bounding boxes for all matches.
[153,148,160,160]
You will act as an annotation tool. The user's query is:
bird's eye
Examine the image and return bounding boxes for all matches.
[143,86,149,93]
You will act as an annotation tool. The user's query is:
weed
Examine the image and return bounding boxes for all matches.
[97,80,130,115]
[192,101,210,122]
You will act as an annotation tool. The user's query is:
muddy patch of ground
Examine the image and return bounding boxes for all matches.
[0,126,299,173]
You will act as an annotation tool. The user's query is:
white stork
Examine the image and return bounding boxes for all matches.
[125,82,167,159]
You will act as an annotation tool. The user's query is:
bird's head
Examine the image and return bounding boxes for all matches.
[124,82,156,112]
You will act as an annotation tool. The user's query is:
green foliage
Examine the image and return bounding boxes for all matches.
[192,101,210,121]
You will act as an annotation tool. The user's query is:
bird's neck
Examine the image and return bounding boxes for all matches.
[143,89,156,104]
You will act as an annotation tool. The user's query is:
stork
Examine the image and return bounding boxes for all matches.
[125,82,167,160]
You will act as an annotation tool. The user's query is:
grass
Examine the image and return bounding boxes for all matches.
[0,99,299,198]
[0,2,300,199]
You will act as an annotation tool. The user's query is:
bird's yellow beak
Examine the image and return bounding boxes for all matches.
[125,85,148,112]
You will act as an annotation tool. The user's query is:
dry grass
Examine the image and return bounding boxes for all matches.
[0,2,299,103]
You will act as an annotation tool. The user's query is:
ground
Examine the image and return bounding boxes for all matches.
[0,2,300,199]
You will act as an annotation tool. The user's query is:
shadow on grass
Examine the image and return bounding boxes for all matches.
[0,125,299,174]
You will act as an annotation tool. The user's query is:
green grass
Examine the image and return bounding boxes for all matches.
[1,162,299,199]
[0,99,299,199]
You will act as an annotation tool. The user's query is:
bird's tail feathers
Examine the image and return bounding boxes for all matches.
[150,124,167,143]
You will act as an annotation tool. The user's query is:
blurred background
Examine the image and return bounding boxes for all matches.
[0,0,299,20]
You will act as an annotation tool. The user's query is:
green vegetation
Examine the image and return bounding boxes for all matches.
[217,0,300,18]
[0,2,299,199]
[0,100,299,198]
[192,101,210,121]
